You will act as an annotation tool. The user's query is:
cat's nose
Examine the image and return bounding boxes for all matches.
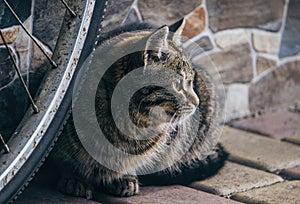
[188,91,199,107]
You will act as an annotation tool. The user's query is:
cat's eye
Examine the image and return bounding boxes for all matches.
[174,79,183,91]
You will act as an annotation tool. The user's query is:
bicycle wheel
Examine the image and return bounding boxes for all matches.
[0,0,108,203]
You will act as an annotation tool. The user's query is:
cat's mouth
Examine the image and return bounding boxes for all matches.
[172,104,196,123]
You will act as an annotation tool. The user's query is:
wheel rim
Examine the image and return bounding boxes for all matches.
[0,0,98,191]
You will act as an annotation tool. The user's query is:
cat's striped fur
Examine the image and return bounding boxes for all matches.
[51,21,227,198]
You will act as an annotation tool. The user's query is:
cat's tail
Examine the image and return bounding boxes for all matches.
[139,143,228,185]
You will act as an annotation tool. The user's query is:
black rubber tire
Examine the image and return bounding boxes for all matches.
[0,1,108,203]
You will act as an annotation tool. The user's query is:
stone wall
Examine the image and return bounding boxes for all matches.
[104,0,300,121]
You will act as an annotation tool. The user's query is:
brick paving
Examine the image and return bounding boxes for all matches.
[189,162,282,196]
[15,110,300,204]
[232,181,300,204]
[220,126,300,172]
[231,111,300,140]
[280,166,300,180]
[95,186,241,204]
[283,134,300,145]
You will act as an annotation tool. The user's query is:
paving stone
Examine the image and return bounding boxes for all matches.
[231,111,300,140]
[280,166,300,180]
[214,30,249,49]
[15,186,100,204]
[249,60,300,113]
[256,55,277,75]
[189,162,283,196]
[220,126,300,172]
[182,6,206,40]
[139,0,202,27]
[16,161,241,204]
[15,162,100,204]
[252,31,281,55]
[232,181,300,204]
[206,0,285,32]
[95,185,241,204]
[280,0,300,58]
[284,134,300,145]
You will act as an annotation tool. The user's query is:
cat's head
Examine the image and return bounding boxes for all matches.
[138,20,199,127]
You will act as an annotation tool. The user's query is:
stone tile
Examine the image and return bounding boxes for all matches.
[224,84,250,121]
[184,36,213,58]
[139,0,202,27]
[207,0,285,32]
[193,44,253,84]
[280,166,300,180]
[95,185,241,204]
[280,0,300,58]
[284,134,300,145]
[220,126,300,172]
[231,111,300,140]
[252,31,281,55]
[256,55,277,75]
[214,30,249,49]
[182,6,206,40]
[249,60,300,113]
[232,181,300,204]
[189,162,283,196]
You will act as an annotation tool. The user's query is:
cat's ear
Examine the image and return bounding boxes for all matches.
[144,26,169,67]
[169,18,186,46]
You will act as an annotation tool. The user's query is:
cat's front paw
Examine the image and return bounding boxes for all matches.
[105,175,139,197]
[58,176,94,199]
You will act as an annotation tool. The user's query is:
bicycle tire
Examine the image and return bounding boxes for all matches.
[0,0,108,203]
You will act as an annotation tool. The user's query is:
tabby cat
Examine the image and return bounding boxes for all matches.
[51,20,227,199]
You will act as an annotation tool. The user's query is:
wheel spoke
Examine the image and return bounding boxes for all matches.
[0,133,10,153]
[0,29,39,114]
[1,0,58,68]
[60,0,77,17]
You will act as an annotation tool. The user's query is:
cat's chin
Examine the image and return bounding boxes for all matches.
[178,106,196,123]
